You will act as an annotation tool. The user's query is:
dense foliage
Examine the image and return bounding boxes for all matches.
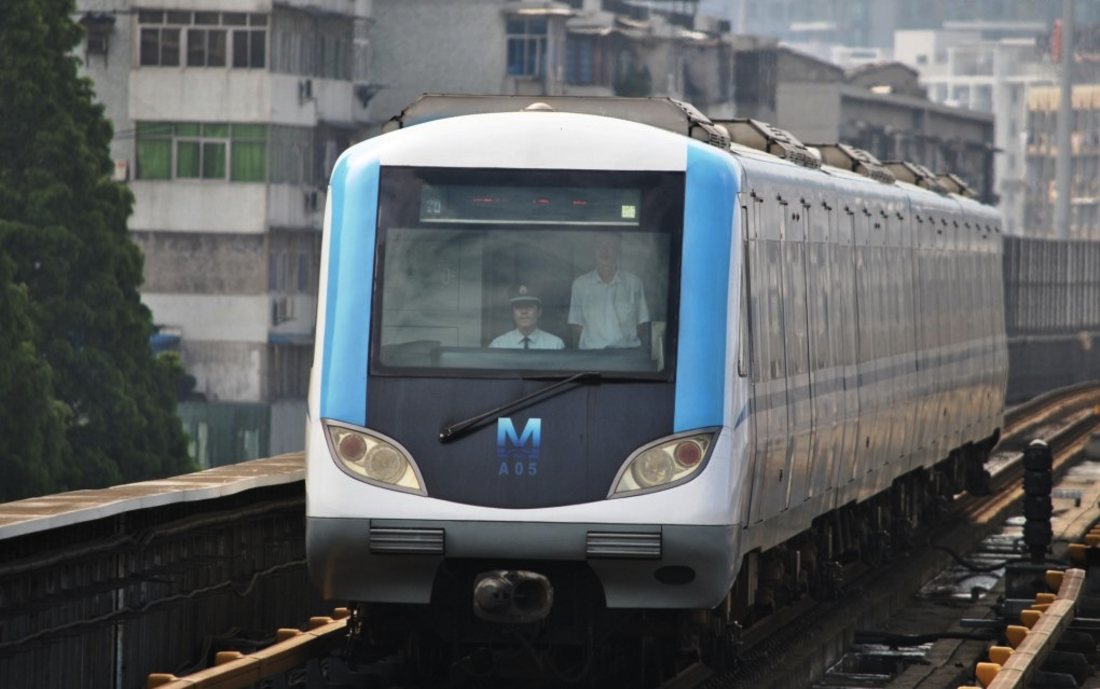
[0,0,193,501]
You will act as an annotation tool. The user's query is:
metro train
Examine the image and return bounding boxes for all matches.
[306,95,1008,682]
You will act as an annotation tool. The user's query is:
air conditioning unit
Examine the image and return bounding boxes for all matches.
[87,34,109,55]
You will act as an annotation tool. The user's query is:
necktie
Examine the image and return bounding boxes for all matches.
[522,336,530,349]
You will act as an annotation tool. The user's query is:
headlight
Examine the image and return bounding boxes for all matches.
[324,422,425,494]
[609,431,716,497]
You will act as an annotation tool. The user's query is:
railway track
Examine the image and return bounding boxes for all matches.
[697,383,1100,689]
[148,384,1100,689]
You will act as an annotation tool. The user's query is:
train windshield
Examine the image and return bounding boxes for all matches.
[372,167,683,379]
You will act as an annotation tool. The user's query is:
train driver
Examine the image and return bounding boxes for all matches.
[489,285,565,350]
[568,232,651,349]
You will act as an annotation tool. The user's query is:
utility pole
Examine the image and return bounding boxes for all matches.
[1054,0,1074,240]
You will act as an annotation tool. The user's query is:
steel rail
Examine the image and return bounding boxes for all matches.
[147,385,1100,689]
[146,614,348,689]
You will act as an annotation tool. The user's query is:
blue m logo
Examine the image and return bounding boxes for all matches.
[497,418,541,459]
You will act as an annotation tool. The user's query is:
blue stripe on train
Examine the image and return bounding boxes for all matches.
[674,143,739,432]
[320,148,380,425]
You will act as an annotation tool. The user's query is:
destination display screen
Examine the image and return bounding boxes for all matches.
[419,184,641,226]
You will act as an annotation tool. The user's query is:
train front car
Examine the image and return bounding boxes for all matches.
[306,106,746,677]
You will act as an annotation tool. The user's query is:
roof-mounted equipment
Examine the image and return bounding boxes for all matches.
[383,94,730,150]
[811,143,895,184]
[883,160,949,194]
[935,172,977,199]
[713,118,821,170]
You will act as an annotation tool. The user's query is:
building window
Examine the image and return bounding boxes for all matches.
[187,24,226,67]
[270,126,314,185]
[138,9,266,69]
[506,18,547,77]
[269,343,311,399]
[233,20,267,69]
[135,121,269,182]
[230,124,267,181]
[175,123,227,178]
[140,28,180,66]
[566,35,594,84]
[135,122,174,179]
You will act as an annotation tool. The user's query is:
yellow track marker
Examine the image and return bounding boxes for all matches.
[215,651,244,665]
[275,628,302,642]
[1067,544,1086,566]
[975,661,1001,686]
[1005,625,1029,648]
[988,646,1013,664]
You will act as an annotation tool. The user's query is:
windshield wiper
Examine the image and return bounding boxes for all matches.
[438,371,601,443]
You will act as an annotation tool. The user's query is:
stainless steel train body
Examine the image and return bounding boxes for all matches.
[305,99,1007,634]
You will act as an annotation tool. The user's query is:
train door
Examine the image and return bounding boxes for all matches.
[835,205,861,503]
[945,219,964,452]
[913,211,937,470]
[738,193,761,530]
[982,223,1003,425]
[960,224,978,439]
[853,203,884,501]
[910,213,927,469]
[898,206,921,474]
[747,192,790,524]
[805,191,839,508]
[886,204,917,475]
[868,204,895,496]
[782,194,813,510]
[937,216,955,458]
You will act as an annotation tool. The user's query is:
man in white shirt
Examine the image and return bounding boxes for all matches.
[568,232,650,349]
[489,285,565,349]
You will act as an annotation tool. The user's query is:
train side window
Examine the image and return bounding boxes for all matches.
[737,234,750,378]
[826,242,843,368]
[766,240,786,380]
[751,239,770,381]
[854,245,871,364]
[783,241,809,377]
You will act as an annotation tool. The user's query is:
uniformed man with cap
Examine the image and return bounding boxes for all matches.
[489,285,565,349]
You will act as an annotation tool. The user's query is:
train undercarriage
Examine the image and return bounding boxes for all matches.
[342,439,997,687]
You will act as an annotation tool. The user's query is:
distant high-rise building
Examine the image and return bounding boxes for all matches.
[1027,85,1100,240]
[895,27,1057,237]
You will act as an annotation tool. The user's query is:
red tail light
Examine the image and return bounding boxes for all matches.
[674,441,703,468]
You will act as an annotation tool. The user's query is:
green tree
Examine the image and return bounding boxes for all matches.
[0,0,194,500]
[0,245,71,499]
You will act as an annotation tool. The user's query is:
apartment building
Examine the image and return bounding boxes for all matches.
[367,0,737,126]
[76,0,374,463]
